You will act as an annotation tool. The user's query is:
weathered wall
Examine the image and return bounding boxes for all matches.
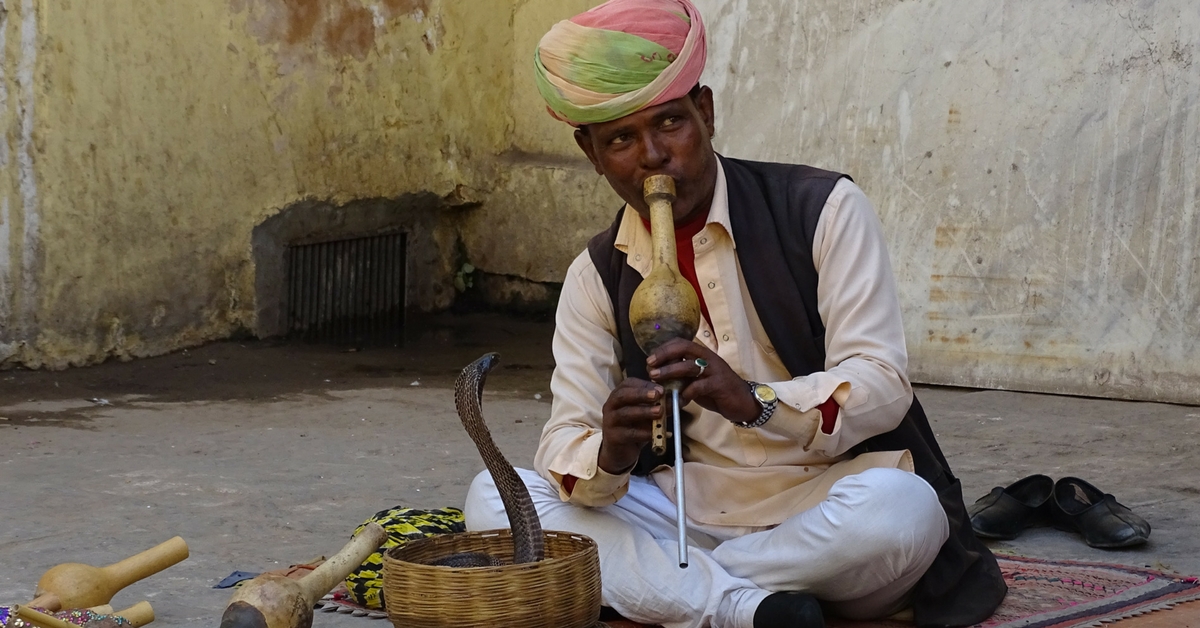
[692,0,1200,404]
[456,0,619,294]
[0,0,516,368]
[3,0,1196,406]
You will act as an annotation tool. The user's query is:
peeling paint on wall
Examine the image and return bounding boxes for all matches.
[17,0,38,338]
[231,0,432,62]
[0,0,592,369]
[0,2,10,355]
[0,0,40,363]
[694,0,1200,403]
[7,0,1191,405]
[0,0,531,370]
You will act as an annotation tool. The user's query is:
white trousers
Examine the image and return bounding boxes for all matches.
[464,467,949,628]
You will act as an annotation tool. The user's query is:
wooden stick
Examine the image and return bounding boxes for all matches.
[11,605,78,628]
[221,523,386,628]
[12,602,155,628]
[113,601,155,627]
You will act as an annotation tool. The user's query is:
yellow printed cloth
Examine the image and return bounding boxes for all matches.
[346,506,466,609]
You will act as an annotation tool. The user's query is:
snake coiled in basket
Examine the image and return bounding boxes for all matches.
[432,352,544,567]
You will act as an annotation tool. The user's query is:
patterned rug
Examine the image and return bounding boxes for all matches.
[832,555,1200,628]
[314,555,1200,627]
[317,583,388,620]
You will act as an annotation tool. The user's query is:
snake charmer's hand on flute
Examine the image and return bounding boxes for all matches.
[647,338,761,425]
[597,336,763,474]
[597,378,664,474]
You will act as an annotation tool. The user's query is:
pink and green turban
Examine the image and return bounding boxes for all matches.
[534,0,707,126]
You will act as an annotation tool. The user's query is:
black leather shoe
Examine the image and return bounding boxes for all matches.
[967,474,1053,540]
[1051,477,1151,548]
[754,591,824,628]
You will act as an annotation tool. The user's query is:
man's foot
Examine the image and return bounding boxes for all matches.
[753,591,824,628]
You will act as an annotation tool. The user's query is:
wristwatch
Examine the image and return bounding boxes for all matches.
[735,381,777,428]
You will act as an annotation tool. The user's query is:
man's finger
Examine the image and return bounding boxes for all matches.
[649,360,701,383]
[609,381,663,407]
[617,423,654,441]
[646,337,703,366]
[611,402,663,424]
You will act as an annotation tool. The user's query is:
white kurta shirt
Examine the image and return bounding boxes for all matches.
[535,160,915,527]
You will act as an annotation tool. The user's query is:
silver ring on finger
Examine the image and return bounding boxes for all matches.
[694,358,709,378]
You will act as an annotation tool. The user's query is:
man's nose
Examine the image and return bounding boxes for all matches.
[639,133,670,170]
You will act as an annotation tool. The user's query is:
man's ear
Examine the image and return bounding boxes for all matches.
[574,128,604,175]
[695,85,716,138]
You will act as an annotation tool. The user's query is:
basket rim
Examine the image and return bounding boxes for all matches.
[383,528,598,572]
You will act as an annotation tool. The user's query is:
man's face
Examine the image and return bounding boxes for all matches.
[574,87,718,224]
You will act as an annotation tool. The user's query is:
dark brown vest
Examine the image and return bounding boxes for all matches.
[585,155,1006,627]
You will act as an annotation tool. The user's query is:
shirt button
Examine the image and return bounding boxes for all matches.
[700,238,708,244]
[722,334,730,341]
[707,281,716,289]
[635,254,642,261]
[703,331,711,338]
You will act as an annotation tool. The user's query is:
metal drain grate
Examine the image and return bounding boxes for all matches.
[286,232,406,345]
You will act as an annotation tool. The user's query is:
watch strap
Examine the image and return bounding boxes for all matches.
[735,381,776,428]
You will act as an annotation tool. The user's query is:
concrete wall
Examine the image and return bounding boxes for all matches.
[0,0,521,368]
[2,0,1197,405]
[692,0,1200,404]
[456,0,619,291]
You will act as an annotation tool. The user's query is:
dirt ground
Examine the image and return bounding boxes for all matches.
[1,312,1197,626]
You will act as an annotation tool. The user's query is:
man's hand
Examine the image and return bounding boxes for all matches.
[646,338,760,424]
[598,377,663,474]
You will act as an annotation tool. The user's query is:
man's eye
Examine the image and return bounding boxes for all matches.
[608,134,632,145]
[661,116,681,128]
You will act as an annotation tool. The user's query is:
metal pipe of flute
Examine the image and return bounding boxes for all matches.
[672,389,688,567]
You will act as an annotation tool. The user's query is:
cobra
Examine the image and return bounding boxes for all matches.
[432,352,545,567]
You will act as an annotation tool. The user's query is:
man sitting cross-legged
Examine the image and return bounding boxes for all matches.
[466,1,1006,626]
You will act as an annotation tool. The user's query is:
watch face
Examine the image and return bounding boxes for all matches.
[754,384,777,404]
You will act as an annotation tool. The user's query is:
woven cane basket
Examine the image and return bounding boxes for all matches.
[382,528,602,628]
